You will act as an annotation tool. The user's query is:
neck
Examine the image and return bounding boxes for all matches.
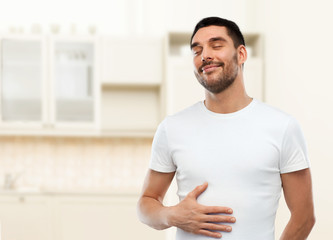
[204,75,252,114]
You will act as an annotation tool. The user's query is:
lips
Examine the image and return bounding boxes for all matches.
[200,62,223,73]
[202,65,220,73]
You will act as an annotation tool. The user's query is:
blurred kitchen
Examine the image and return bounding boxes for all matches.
[0,0,332,239]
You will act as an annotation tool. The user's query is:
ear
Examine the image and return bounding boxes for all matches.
[237,45,247,65]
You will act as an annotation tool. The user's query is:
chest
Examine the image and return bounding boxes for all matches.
[170,123,281,186]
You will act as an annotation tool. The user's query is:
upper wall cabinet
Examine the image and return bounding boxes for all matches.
[49,36,100,130]
[242,34,264,101]
[0,35,100,135]
[99,36,165,137]
[101,37,163,85]
[0,36,46,123]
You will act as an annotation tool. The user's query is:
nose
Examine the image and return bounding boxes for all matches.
[201,48,213,62]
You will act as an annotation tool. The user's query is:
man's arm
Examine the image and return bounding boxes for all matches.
[137,169,236,239]
[280,168,315,240]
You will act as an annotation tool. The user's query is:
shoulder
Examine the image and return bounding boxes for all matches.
[162,101,203,125]
[154,102,204,141]
[252,99,295,125]
[249,100,302,138]
[171,101,203,118]
[254,100,291,119]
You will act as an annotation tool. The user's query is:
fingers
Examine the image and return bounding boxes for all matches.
[203,214,236,224]
[188,182,208,199]
[201,222,232,233]
[203,206,233,214]
[180,182,235,238]
[197,229,222,239]
[197,220,234,238]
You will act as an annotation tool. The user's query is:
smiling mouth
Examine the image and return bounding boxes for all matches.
[201,64,222,73]
[200,62,223,73]
[202,65,219,73]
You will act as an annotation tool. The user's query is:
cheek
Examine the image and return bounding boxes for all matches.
[193,58,201,72]
[216,52,229,61]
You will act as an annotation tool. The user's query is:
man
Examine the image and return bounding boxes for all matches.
[137,17,315,239]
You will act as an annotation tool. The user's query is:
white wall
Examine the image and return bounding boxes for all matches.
[255,1,333,239]
[0,0,257,36]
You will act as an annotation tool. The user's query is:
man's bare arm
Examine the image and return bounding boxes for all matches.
[137,169,236,239]
[280,168,315,240]
[137,169,175,230]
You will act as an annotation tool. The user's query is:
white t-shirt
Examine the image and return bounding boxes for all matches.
[149,99,310,240]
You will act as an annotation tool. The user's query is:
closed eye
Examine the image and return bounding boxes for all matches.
[192,47,202,56]
[211,42,224,49]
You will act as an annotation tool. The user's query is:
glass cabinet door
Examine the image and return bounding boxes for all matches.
[53,42,94,123]
[1,39,43,122]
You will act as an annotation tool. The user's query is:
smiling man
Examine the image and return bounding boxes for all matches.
[137,17,315,239]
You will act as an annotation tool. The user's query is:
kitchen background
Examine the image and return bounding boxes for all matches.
[0,0,332,239]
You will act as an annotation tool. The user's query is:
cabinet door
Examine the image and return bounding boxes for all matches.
[167,56,204,114]
[54,195,165,240]
[101,86,160,134]
[50,38,98,127]
[243,58,264,101]
[0,195,52,240]
[0,38,46,124]
[52,41,94,123]
[101,37,163,84]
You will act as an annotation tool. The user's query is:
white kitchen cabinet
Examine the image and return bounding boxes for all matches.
[0,35,99,135]
[0,193,165,240]
[244,58,264,101]
[101,36,163,85]
[0,194,53,240]
[0,36,47,127]
[100,36,164,137]
[166,56,204,114]
[54,194,164,240]
[101,85,161,136]
[165,32,264,115]
[243,33,264,101]
[49,36,100,130]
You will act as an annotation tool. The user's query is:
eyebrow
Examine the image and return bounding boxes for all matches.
[209,37,227,43]
[190,42,200,50]
[191,37,227,49]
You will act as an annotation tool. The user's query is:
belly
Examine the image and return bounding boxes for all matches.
[173,137,281,239]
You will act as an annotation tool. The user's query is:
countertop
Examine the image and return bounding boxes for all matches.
[0,188,140,196]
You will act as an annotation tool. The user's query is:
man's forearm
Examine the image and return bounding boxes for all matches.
[137,183,236,239]
[280,215,315,240]
[137,196,172,230]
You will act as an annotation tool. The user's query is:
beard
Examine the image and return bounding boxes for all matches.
[194,53,239,94]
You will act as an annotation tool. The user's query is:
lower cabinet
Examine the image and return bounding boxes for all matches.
[0,193,165,240]
[0,195,53,240]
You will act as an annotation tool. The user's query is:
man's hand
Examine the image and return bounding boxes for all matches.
[168,182,236,239]
[137,171,235,238]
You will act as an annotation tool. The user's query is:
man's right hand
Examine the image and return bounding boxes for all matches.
[167,182,236,239]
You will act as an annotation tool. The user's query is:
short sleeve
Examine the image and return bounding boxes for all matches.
[149,119,176,173]
[280,117,310,174]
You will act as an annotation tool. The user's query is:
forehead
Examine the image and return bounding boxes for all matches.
[191,25,231,44]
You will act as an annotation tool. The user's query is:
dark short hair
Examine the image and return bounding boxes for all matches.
[190,17,245,48]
